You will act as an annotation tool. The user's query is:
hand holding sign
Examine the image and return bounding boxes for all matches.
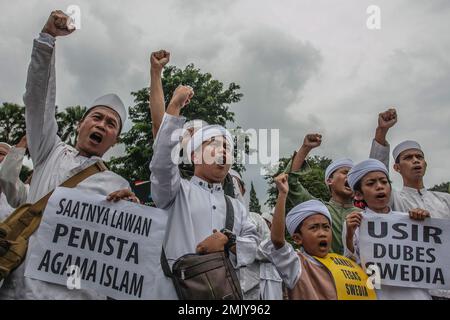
[408,208,430,221]
[107,189,140,203]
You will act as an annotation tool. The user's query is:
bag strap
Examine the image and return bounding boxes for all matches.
[161,194,236,278]
[224,195,234,231]
[20,161,108,240]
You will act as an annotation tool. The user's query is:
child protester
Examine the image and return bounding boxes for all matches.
[344,159,432,300]
[260,173,376,300]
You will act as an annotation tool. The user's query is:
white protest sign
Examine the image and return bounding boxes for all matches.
[359,212,450,290]
[25,187,168,299]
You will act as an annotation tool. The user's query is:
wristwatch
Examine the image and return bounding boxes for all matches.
[220,228,237,252]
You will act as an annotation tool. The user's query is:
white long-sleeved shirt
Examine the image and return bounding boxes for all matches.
[239,212,283,300]
[370,140,450,219]
[0,34,130,300]
[0,146,29,209]
[342,207,432,300]
[149,113,259,299]
[370,139,450,298]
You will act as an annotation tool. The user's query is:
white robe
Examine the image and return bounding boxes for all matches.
[0,146,29,209]
[149,113,259,299]
[0,34,129,300]
[370,139,450,298]
[342,207,432,300]
[241,212,283,300]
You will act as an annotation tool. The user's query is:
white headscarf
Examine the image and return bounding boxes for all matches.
[83,93,127,127]
[186,125,234,164]
[393,140,423,162]
[347,159,389,191]
[286,200,332,236]
[324,158,354,182]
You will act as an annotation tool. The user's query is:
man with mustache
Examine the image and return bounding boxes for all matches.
[284,133,359,254]
[369,107,450,299]
[0,10,137,300]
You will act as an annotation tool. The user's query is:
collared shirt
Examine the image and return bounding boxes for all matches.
[370,139,450,219]
[342,207,431,300]
[150,113,258,299]
[0,34,129,300]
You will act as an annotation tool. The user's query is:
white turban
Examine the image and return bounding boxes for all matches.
[286,200,332,236]
[347,159,389,191]
[186,125,234,163]
[393,140,423,162]
[324,158,354,182]
[84,93,127,127]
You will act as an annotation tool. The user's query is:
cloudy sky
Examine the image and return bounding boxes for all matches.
[1,0,449,210]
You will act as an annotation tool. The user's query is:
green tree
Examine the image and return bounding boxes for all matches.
[429,182,450,194]
[56,105,87,146]
[0,102,26,145]
[264,155,332,209]
[249,182,261,213]
[109,64,243,183]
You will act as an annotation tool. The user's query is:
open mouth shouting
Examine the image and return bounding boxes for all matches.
[89,132,104,145]
[375,192,387,201]
[318,240,329,250]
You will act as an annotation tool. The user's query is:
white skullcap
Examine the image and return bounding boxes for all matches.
[84,93,127,127]
[286,200,332,236]
[393,140,423,162]
[324,158,354,182]
[186,125,234,163]
[261,211,273,224]
[347,159,389,191]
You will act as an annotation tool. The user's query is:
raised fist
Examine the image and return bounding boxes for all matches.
[169,85,194,110]
[150,50,170,72]
[302,133,322,149]
[378,108,397,130]
[41,10,75,37]
[274,173,289,195]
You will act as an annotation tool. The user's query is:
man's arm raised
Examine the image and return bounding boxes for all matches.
[24,11,75,167]
[149,50,170,138]
[149,85,194,209]
[370,108,397,169]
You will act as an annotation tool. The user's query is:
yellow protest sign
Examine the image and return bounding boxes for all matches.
[314,253,377,300]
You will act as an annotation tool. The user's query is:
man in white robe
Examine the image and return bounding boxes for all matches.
[369,108,450,299]
[0,10,134,300]
[150,85,258,299]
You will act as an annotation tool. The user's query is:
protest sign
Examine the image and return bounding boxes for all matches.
[359,213,450,289]
[25,187,168,299]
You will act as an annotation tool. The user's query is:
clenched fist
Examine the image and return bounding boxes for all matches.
[378,108,397,130]
[274,173,289,195]
[168,85,194,110]
[150,50,170,73]
[42,10,75,37]
[302,133,322,150]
